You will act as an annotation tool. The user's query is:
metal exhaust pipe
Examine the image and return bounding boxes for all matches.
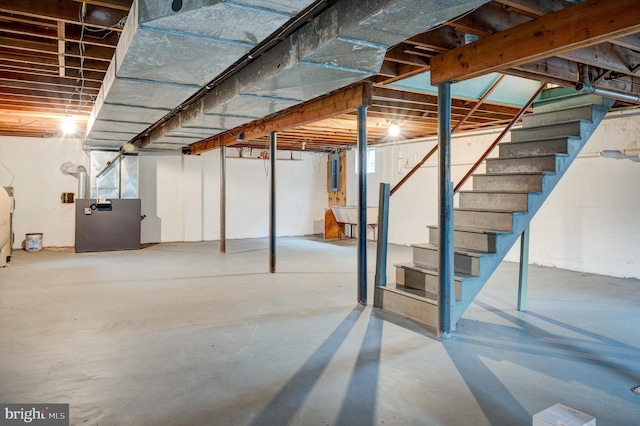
[575,81,640,104]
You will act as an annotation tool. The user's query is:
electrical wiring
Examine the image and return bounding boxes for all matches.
[0,159,15,186]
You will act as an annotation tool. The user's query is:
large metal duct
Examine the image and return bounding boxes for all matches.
[84,0,319,149]
[85,0,489,150]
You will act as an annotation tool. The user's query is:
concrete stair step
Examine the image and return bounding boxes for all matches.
[412,243,482,276]
[374,285,440,335]
[428,225,502,253]
[522,104,596,127]
[486,154,561,174]
[472,172,544,192]
[498,136,580,158]
[510,120,587,142]
[532,89,606,112]
[459,190,529,211]
[455,208,514,232]
[395,263,463,301]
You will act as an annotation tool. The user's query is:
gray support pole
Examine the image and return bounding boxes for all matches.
[220,146,226,253]
[269,132,277,273]
[357,105,368,306]
[438,81,454,335]
[517,225,530,311]
[373,182,390,308]
[375,182,390,287]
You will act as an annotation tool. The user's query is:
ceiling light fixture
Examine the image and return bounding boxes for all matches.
[61,116,76,134]
[388,123,400,137]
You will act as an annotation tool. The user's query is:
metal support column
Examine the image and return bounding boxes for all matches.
[357,105,368,306]
[438,81,454,335]
[517,225,530,311]
[220,146,226,253]
[269,132,277,273]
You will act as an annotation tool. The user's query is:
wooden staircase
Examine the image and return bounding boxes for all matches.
[375,89,614,336]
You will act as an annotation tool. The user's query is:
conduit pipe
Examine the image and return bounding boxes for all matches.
[576,70,640,104]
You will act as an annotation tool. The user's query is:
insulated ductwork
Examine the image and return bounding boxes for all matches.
[85,0,489,150]
[84,0,319,149]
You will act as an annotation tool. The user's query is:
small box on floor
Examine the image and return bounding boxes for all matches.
[533,403,595,426]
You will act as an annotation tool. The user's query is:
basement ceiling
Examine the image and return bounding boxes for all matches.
[0,0,639,152]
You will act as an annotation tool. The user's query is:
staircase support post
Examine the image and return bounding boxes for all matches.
[220,145,226,254]
[375,183,390,288]
[517,225,530,311]
[438,81,455,335]
[269,132,277,273]
[357,105,368,306]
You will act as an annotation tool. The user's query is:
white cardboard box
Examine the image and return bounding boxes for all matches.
[533,403,596,426]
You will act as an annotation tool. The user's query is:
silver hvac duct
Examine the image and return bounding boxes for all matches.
[576,68,640,104]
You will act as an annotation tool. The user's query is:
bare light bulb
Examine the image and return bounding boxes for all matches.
[388,123,400,137]
[61,117,76,134]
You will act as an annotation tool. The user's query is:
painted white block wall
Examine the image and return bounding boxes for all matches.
[1,137,327,248]
[139,149,328,243]
[349,112,640,278]
[0,136,89,248]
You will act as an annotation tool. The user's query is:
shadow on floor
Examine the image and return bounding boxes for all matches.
[251,305,387,426]
[443,300,640,424]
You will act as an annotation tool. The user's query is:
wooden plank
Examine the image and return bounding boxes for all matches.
[324,208,343,239]
[70,0,132,12]
[187,82,373,154]
[0,0,128,30]
[431,0,640,84]
[57,21,65,77]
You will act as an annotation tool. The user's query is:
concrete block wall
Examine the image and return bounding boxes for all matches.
[0,136,89,248]
[0,138,328,248]
[353,111,639,278]
[139,149,328,243]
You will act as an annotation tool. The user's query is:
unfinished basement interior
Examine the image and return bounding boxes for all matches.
[0,0,639,424]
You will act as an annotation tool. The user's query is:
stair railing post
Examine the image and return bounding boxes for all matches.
[375,183,390,287]
[517,225,530,311]
[438,81,454,335]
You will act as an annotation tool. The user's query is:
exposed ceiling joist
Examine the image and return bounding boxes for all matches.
[187,82,373,155]
[431,0,640,85]
[0,0,129,30]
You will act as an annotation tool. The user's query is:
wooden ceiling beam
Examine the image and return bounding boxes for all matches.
[432,0,640,85]
[611,34,640,51]
[0,80,99,98]
[0,20,121,48]
[491,0,566,17]
[70,0,132,12]
[1,71,102,90]
[449,2,531,36]
[0,12,58,29]
[0,0,129,30]
[0,50,110,72]
[187,82,373,154]
[404,27,464,53]
[384,44,430,66]
[558,42,640,78]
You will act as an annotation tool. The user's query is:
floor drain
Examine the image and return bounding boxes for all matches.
[632,386,640,395]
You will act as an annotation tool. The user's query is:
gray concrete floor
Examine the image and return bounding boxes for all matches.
[1,236,639,425]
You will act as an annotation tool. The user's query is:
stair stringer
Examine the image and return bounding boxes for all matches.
[451,97,614,325]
